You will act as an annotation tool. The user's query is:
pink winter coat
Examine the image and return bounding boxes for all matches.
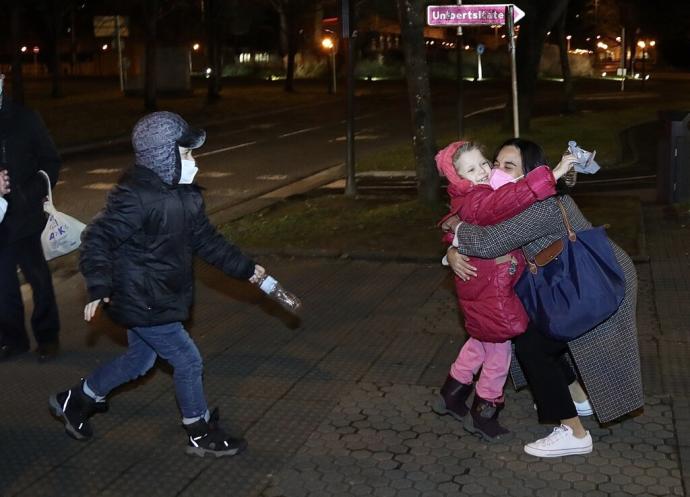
[436,143,557,342]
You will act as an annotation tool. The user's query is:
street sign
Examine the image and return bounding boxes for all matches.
[476,43,485,55]
[426,4,525,27]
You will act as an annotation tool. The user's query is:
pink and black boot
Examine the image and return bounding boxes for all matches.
[464,395,511,442]
[432,375,474,421]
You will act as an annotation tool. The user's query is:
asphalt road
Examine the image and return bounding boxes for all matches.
[52,77,663,223]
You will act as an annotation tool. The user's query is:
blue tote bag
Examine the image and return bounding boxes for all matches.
[515,200,626,342]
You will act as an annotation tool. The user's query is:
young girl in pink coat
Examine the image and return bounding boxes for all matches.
[433,141,575,441]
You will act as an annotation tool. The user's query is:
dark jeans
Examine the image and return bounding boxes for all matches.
[514,324,578,423]
[0,233,60,349]
[87,322,208,419]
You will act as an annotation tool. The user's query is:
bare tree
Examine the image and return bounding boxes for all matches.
[555,10,575,113]
[513,0,570,131]
[397,0,439,204]
[9,2,25,104]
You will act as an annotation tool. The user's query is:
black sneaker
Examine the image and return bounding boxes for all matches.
[49,381,98,441]
[184,408,247,458]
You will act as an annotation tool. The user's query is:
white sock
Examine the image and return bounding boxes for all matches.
[82,380,106,402]
[182,409,210,425]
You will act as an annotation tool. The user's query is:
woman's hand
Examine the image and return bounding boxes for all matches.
[552,153,577,181]
[0,170,10,196]
[447,247,477,281]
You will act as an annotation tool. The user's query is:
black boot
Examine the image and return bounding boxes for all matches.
[48,381,99,441]
[184,407,248,458]
[432,375,473,421]
[464,395,510,442]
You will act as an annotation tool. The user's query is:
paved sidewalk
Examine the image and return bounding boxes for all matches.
[0,226,686,497]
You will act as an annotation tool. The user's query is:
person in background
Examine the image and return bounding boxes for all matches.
[0,72,62,362]
[0,169,9,222]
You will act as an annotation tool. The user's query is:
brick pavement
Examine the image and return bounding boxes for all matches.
[0,231,686,497]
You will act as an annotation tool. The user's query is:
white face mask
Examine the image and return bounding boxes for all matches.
[179,158,198,184]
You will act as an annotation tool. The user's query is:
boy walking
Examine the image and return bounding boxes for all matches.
[49,111,264,457]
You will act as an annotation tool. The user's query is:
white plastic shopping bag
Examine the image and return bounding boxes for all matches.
[39,170,86,261]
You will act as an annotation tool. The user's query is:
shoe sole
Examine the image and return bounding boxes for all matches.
[185,441,248,458]
[523,444,593,458]
[431,397,467,421]
[48,395,90,441]
[463,416,513,443]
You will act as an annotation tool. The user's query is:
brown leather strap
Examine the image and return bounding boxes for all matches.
[557,199,577,242]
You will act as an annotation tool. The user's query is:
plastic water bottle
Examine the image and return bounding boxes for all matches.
[257,275,302,314]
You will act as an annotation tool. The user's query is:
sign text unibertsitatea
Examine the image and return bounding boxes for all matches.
[430,10,505,22]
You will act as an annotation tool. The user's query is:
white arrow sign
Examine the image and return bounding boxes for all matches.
[427,4,526,26]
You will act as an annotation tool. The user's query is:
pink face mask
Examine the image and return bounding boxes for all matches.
[489,168,523,190]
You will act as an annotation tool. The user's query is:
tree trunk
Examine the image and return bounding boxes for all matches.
[205,0,221,103]
[9,4,25,104]
[284,3,296,93]
[49,0,63,99]
[144,0,158,111]
[555,12,575,113]
[513,0,570,132]
[397,0,439,204]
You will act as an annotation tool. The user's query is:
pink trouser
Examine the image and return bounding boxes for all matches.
[450,337,512,402]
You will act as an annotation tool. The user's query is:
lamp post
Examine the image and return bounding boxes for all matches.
[637,40,646,89]
[32,46,39,76]
[321,36,336,94]
[566,35,571,52]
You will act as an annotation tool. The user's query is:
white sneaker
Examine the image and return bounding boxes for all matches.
[574,398,593,416]
[524,425,593,458]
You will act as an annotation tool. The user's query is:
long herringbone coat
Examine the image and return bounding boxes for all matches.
[455,195,643,423]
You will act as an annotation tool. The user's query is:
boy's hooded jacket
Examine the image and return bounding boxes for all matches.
[79,112,255,328]
[437,141,556,342]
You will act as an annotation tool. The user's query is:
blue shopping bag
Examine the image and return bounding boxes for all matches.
[514,201,626,342]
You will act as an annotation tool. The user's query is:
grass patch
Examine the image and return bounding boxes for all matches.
[572,194,641,256]
[224,194,448,257]
[223,192,641,258]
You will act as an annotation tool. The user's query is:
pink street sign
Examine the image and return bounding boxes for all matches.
[427,4,526,26]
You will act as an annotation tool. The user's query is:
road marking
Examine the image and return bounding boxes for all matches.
[196,141,257,158]
[278,126,321,138]
[199,171,233,178]
[87,168,121,174]
[256,174,288,181]
[83,182,116,190]
[464,104,505,118]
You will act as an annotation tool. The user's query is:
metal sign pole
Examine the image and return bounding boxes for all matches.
[506,5,519,138]
[343,0,357,196]
[456,0,464,139]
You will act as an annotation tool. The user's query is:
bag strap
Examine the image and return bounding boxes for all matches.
[556,199,577,242]
[37,170,53,206]
[522,199,575,274]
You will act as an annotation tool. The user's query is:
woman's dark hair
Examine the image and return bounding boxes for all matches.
[495,138,570,194]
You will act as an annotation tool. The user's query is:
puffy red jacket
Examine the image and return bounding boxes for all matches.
[441,166,556,342]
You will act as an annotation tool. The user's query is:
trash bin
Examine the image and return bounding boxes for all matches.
[657,111,690,203]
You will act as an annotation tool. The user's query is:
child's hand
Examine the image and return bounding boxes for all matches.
[441,215,461,233]
[249,264,266,284]
[0,170,10,196]
[84,297,110,322]
[553,153,577,181]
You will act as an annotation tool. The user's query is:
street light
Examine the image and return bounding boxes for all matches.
[321,36,336,94]
[32,46,40,75]
[566,35,572,52]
